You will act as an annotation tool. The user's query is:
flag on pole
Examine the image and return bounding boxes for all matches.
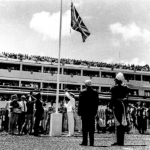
[71,2,90,42]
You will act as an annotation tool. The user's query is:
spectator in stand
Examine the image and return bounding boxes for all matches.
[1,51,150,72]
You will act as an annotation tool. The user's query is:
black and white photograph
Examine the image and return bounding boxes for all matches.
[0,0,150,149]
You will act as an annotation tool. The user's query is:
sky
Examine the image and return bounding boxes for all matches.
[0,0,150,66]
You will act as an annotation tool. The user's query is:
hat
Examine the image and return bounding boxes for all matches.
[11,94,18,100]
[115,72,124,81]
[21,95,26,99]
[85,79,92,87]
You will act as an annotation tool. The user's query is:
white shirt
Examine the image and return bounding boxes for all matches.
[64,92,75,112]
[19,100,27,112]
[5,100,11,117]
[5,100,11,111]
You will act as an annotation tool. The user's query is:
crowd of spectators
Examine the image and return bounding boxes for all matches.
[0,81,19,87]
[1,93,150,136]
[21,82,39,89]
[0,95,9,101]
[1,52,150,72]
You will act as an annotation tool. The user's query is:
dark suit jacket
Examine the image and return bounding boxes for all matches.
[109,84,130,124]
[109,84,130,109]
[78,87,99,118]
[34,100,44,118]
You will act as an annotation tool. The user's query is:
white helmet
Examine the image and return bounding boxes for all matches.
[115,72,124,81]
[85,79,92,87]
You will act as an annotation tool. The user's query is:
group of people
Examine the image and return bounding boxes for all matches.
[4,91,53,136]
[1,51,150,71]
[1,72,149,147]
[3,91,82,137]
[61,72,129,147]
[126,102,149,134]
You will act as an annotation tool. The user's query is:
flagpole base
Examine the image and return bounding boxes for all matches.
[49,112,62,136]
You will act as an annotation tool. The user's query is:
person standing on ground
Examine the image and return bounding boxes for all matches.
[78,80,99,146]
[74,101,82,133]
[18,95,27,135]
[45,101,54,134]
[137,102,143,134]
[64,91,75,136]
[141,102,148,134]
[110,72,130,146]
[5,96,12,132]
[58,100,67,132]
[34,93,44,136]
[21,93,35,135]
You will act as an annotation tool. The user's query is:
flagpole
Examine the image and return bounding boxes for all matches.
[56,0,62,113]
[49,0,62,136]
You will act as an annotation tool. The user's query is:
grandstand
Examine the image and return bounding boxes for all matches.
[0,52,150,103]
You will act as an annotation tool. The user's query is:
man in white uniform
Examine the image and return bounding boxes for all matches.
[64,91,75,136]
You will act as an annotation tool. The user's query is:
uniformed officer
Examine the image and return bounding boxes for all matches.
[110,72,130,146]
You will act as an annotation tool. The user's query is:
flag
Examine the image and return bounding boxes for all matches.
[71,2,90,42]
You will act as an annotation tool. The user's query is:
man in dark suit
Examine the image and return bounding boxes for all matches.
[34,93,44,136]
[78,80,99,146]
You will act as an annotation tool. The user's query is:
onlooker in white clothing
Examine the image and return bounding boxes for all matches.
[5,99,12,131]
[64,91,75,136]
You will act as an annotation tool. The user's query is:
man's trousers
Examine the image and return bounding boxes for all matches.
[67,112,74,135]
[116,125,125,145]
[81,116,95,145]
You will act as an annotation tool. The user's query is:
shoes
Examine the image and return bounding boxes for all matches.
[80,143,87,146]
[90,144,94,146]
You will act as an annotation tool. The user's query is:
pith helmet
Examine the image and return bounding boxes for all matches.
[85,79,92,87]
[115,72,124,81]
